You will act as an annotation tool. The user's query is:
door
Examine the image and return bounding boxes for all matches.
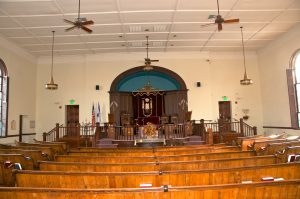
[218,101,231,132]
[65,105,79,136]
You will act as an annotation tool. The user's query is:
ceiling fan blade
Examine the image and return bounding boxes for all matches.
[65,26,77,32]
[201,23,216,28]
[64,19,75,25]
[224,18,240,23]
[81,20,94,25]
[150,60,159,62]
[208,15,217,19]
[81,25,93,33]
[218,23,222,31]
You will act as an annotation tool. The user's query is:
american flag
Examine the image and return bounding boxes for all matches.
[92,103,95,126]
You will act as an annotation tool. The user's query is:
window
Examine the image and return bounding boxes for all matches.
[294,51,300,126]
[287,49,300,128]
[0,59,8,137]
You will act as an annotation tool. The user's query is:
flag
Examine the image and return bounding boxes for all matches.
[96,102,101,123]
[92,103,95,126]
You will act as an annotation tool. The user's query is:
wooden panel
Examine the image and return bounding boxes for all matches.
[56,151,255,163]
[0,149,46,169]
[1,180,300,199]
[68,146,240,156]
[39,156,277,172]
[15,163,300,189]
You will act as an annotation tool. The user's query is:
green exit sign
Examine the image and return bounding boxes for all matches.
[222,96,229,101]
[69,99,75,105]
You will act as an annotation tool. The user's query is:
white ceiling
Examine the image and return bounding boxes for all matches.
[0,0,299,57]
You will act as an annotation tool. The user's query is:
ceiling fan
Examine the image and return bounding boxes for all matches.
[143,36,159,71]
[202,0,240,31]
[63,0,94,33]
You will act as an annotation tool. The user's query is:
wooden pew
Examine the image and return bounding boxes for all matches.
[56,151,255,163]
[33,139,68,151]
[276,146,300,163]
[1,180,300,199]
[0,149,47,169]
[39,155,277,172]
[0,145,54,160]
[73,143,228,152]
[0,160,14,186]
[252,139,293,153]
[68,146,241,157]
[260,140,300,155]
[15,141,66,155]
[15,162,300,188]
[0,154,34,186]
[0,154,34,170]
[237,133,286,151]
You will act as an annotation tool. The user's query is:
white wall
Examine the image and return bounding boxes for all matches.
[258,24,300,135]
[0,35,37,144]
[36,50,263,138]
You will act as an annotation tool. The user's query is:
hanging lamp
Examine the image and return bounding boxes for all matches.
[45,31,58,90]
[240,26,253,85]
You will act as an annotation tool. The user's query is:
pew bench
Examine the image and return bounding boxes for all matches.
[14,162,300,188]
[56,151,255,163]
[39,155,277,172]
[68,146,241,157]
[0,180,299,199]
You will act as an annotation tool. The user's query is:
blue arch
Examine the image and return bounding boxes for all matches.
[116,70,181,92]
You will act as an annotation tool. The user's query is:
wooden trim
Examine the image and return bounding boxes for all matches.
[263,126,300,130]
[0,133,36,139]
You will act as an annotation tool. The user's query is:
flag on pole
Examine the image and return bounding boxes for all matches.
[92,103,95,126]
[96,102,101,124]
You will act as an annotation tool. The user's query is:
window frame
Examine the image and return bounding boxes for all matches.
[288,49,300,128]
[0,59,8,137]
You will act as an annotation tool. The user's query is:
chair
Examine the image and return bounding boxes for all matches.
[108,113,115,125]
[185,111,192,122]
[160,115,169,124]
[171,115,178,124]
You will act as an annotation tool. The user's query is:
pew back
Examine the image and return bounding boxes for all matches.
[68,146,240,157]
[1,180,300,199]
[56,151,255,163]
[15,162,300,188]
[39,155,277,172]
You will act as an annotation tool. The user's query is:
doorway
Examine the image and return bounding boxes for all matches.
[218,101,232,132]
[65,105,79,136]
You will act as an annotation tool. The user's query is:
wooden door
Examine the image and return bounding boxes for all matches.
[65,105,79,136]
[218,101,231,132]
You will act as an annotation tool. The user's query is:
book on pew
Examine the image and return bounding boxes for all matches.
[274,178,284,181]
[287,154,300,162]
[14,163,22,170]
[140,183,152,188]
[241,180,253,184]
[261,177,274,181]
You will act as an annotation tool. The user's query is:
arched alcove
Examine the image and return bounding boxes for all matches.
[109,66,188,125]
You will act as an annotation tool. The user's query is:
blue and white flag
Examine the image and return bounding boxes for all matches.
[96,102,101,123]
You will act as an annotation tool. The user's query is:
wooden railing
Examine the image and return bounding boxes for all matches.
[43,118,256,146]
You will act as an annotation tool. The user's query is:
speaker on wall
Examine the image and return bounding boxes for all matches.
[196,82,201,87]
[95,85,100,90]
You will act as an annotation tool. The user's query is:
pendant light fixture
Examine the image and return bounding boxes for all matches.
[143,36,159,71]
[45,30,58,90]
[240,26,253,85]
